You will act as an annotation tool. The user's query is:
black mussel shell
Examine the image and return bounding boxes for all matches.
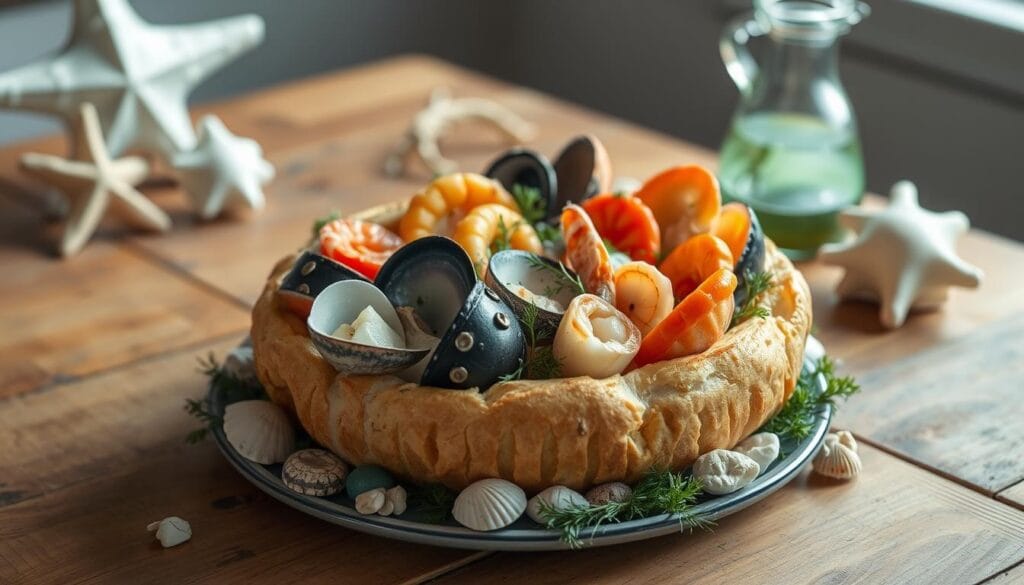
[484,250,579,343]
[484,148,557,217]
[277,250,370,317]
[734,206,767,308]
[551,135,612,220]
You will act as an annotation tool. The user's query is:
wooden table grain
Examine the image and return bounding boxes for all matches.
[0,55,1022,585]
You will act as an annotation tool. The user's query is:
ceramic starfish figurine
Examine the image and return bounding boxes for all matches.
[173,115,275,220]
[384,87,535,177]
[819,180,983,329]
[19,103,171,257]
[0,0,264,160]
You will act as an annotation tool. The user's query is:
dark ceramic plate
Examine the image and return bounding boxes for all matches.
[210,346,831,551]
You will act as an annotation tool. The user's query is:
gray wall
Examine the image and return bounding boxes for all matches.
[0,0,1021,241]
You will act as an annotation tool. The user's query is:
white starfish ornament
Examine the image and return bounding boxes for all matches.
[173,115,275,220]
[0,0,264,160]
[19,103,171,257]
[819,181,983,329]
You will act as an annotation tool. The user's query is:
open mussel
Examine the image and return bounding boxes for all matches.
[307,280,429,375]
[484,148,557,216]
[551,135,612,218]
[375,236,526,390]
[278,250,370,317]
[484,250,581,343]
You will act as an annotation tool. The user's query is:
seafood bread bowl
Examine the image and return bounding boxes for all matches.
[251,154,812,494]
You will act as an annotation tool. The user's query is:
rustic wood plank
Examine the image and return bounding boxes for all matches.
[0,195,251,397]
[982,563,1024,584]
[0,338,483,585]
[436,446,1024,585]
[998,482,1024,511]
[836,314,1024,494]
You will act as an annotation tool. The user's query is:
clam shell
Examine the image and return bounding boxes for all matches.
[484,250,580,342]
[307,280,429,375]
[584,482,633,506]
[277,250,369,317]
[693,448,760,495]
[551,135,612,218]
[453,478,527,531]
[484,148,557,217]
[733,432,780,472]
[223,400,295,464]
[281,449,348,496]
[526,485,588,524]
[813,434,862,480]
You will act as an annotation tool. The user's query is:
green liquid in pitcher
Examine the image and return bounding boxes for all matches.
[719,112,864,259]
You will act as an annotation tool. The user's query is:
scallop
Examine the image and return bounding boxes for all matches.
[307,280,429,375]
[526,485,588,524]
[453,478,527,531]
[277,250,369,317]
[551,135,612,218]
[813,432,862,480]
[375,237,526,390]
[484,250,582,342]
[281,449,348,496]
[484,148,557,217]
[223,400,295,465]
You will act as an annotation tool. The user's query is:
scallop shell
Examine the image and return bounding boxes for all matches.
[835,430,858,452]
[526,485,588,524]
[281,449,348,496]
[734,432,780,472]
[223,400,295,464]
[452,478,526,531]
[813,433,862,480]
[585,482,633,506]
[693,448,760,495]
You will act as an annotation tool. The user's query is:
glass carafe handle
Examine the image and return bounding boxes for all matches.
[719,12,767,97]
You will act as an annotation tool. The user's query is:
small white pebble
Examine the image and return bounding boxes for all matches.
[147,516,192,548]
[355,488,386,515]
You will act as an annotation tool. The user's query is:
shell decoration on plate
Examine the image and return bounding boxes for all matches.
[692,449,760,495]
[453,478,527,531]
[812,430,862,480]
[585,482,633,506]
[223,400,295,465]
[345,464,397,499]
[733,432,780,472]
[526,485,588,524]
[147,516,192,548]
[281,449,348,497]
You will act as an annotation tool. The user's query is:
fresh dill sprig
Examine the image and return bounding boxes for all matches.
[539,470,707,548]
[731,270,774,326]
[506,301,562,380]
[535,222,563,248]
[408,483,457,524]
[526,345,562,380]
[186,353,265,443]
[312,211,341,236]
[498,359,525,382]
[526,253,585,296]
[490,215,514,255]
[512,184,547,225]
[762,356,861,441]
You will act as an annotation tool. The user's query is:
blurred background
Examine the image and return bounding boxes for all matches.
[0,0,1021,240]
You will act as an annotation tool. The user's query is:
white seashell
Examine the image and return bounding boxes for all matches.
[526,486,588,524]
[452,478,527,531]
[378,498,395,516]
[693,449,760,495]
[223,400,294,465]
[585,482,633,506]
[813,433,862,480]
[355,487,387,514]
[281,449,348,496]
[734,432,780,473]
[335,305,405,349]
[147,516,192,548]
[386,486,408,516]
[222,345,257,384]
[835,430,858,452]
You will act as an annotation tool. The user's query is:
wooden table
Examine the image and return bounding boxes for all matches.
[1,55,1022,585]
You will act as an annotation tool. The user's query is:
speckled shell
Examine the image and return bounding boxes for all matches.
[526,485,588,524]
[277,250,369,317]
[453,478,527,531]
[307,280,429,375]
[813,433,862,480]
[584,482,633,506]
[223,400,295,465]
[281,449,348,496]
[484,250,580,344]
[733,432,780,472]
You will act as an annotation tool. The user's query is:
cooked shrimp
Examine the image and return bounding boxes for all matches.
[553,294,640,378]
[634,268,737,366]
[561,204,615,303]
[399,172,517,241]
[453,203,543,276]
[581,193,661,263]
[635,165,721,250]
[319,218,404,279]
[659,233,733,301]
[613,261,673,336]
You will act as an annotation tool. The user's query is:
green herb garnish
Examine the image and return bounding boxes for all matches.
[762,355,860,440]
[490,215,515,255]
[526,253,585,297]
[312,210,341,236]
[731,270,773,326]
[186,353,265,443]
[408,483,457,524]
[512,184,547,225]
[539,470,708,548]
[534,222,563,248]
[499,301,562,381]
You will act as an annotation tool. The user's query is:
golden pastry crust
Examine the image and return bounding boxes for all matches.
[252,208,811,493]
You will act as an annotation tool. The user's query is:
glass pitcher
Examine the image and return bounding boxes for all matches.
[718,0,870,259]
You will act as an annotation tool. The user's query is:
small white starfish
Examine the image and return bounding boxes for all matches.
[819,181,983,328]
[173,115,275,220]
[19,103,171,257]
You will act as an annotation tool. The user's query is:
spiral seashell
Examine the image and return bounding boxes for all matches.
[812,433,862,480]
[453,478,526,531]
[223,400,295,464]
[526,485,588,524]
